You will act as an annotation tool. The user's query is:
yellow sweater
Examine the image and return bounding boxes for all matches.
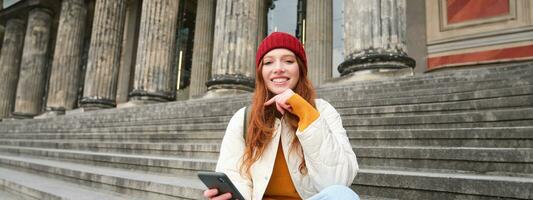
[263,94,320,199]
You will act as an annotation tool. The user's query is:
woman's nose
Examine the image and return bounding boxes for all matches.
[273,63,286,73]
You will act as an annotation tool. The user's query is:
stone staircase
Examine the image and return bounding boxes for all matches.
[0,62,532,199]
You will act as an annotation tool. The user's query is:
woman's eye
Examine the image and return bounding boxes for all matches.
[263,61,272,65]
[285,60,295,64]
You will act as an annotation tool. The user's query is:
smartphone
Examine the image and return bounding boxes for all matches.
[197,171,245,200]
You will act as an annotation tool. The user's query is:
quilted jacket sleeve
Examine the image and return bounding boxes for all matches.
[294,99,359,189]
[215,107,253,199]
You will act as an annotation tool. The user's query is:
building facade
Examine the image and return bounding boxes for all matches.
[0,0,532,119]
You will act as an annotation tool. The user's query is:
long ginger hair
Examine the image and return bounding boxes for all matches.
[240,57,316,177]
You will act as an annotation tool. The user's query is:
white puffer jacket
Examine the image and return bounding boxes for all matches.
[215,99,358,200]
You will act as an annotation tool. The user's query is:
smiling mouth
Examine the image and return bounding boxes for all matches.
[271,78,289,83]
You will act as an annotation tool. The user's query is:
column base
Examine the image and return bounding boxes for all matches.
[128,90,175,103]
[79,96,116,110]
[338,51,416,76]
[206,74,255,92]
[10,112,36,119]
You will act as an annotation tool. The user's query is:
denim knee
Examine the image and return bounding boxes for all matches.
[309,185,360,200]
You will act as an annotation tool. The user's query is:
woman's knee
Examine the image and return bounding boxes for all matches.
[319,185,360,200]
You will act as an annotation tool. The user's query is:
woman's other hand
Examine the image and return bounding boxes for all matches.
[264,89,295,115]
[203,188,232,200]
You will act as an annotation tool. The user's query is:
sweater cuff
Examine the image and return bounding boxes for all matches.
[287,94,320,131]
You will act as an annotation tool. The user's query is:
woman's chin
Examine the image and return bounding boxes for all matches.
[270,87,288,94]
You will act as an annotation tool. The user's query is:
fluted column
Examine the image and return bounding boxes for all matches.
[45,0,87,114]
[80,0,127,109]
[189,0,215,98]
[257,0,267,47]
[339,0,414,77]
[306,0,332,86]
[116,0,141,105]
[205,0,258,96]
[129,0,180,102]
[12,8,53,118]
[0,25,4,49]
[0,19,25,119]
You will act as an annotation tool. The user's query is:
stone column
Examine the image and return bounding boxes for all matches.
[0,19,25,119]
[44,0,87,115]
[257,0,267,47]
[339,0,415,79]
[80,0,127,109]
[12,8,53,118]
[306,0,333,86]
[116,0,141,105]
[205,0,258,97]
[0,25,4,49]
[129,0,180,103]
[188,0,215,99]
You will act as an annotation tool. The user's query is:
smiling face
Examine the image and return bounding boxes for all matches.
[261,48,300,95]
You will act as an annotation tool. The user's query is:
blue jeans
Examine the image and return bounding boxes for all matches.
[308,185,360,200]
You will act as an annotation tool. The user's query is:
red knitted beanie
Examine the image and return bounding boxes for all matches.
[256,32,307,70]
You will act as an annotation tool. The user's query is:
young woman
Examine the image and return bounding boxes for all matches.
[204,32,359,200]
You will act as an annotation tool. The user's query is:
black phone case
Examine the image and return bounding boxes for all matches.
[197,172,245,200]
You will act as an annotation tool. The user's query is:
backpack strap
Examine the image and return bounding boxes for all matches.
[243,106,252,141]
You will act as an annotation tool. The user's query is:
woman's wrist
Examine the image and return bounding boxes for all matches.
[287,94,320,131]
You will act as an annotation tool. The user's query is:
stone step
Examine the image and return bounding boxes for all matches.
[320,64,532,91]
[328,81,533,108]
[318,63,533,92]
[3,141,529,178]
[1,127,531,149]
[359,195,398,200]
[2,69,531,129]
[0,155,206,199]
[0,131,225,142]
[343,107,533,127]
[346,120,533,129]
[0,140,221,158]
[0,167,132,200]
[0,122,229,134]
[337,94,533,116]
[3,91,532,133]
[0,156,395,200]
[49,84,533,128]
[6,116,231,130]
[1,80,530,132]
[2,152,530,200]
[0,147,216,175]
[354,168,533,200]
[348,127,533,148]
[320,72,533,100]
[14,64,529,125]
[355,146,533,175]
[0,191,23,200]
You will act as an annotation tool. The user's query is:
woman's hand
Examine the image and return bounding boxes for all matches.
[203,188,232,200]
[264,89,295,115]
